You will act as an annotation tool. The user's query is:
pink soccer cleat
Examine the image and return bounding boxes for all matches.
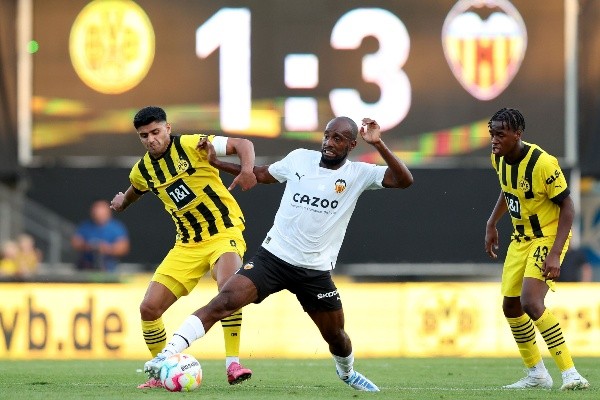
[137,377,163,389]
[227,361,252,385]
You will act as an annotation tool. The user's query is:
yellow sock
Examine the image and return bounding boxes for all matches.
[142,317,167,357]
[506,313,542,368]
[534,309,574,372]
[221,309,242,357]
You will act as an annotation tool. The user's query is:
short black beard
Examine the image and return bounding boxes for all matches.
[320,153,346,167]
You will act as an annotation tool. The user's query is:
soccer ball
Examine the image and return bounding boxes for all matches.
[159,353,202,392]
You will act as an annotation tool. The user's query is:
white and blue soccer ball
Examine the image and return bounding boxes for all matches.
[159,353,202,392]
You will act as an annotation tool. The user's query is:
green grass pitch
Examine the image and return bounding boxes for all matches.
[0,357,596,399]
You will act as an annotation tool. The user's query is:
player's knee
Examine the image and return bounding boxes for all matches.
[521,300,544,320]
[209,290,243,315]
[139,300,163,321]
[324,329,351,355]
[213,276,255,312]
[502,297,522,317]
[323,327,348,345]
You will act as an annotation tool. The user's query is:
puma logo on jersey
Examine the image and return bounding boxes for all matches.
[295,172,305,180]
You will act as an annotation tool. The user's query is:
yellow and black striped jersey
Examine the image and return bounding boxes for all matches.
[492,141,571,241]
[129,134,245,244]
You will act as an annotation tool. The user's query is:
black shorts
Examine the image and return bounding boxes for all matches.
[236,247,342,312]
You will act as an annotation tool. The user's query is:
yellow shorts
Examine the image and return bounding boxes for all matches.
[501,235,569,297]
[152,228,246,298]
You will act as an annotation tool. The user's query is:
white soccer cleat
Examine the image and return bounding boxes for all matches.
[339,371,380,392]
[502,370,553,389]
[143,353,167,379]
[560,371,590,390]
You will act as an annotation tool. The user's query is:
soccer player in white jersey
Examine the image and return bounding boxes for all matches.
[143,116,413,391]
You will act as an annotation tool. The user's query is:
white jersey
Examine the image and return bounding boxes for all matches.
[263,148,386,271]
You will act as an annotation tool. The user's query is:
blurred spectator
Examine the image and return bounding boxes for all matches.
[0,240,20,277]
[16,233,42,276]
[560,244,593,282]
[71,199,130,272]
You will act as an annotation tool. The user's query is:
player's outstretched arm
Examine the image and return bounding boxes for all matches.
[361,118,413,189]
[199,138,277,186]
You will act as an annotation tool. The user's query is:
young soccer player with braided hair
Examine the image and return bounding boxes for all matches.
[485,107,590,390]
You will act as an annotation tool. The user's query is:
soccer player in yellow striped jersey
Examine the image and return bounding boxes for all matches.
[110,106,256,388]
[485,108,589,391]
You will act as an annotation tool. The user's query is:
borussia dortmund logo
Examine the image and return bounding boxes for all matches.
[519,178,530,192]
[415,287,478,355]
[177,159,190,172]
[69,0,155,94]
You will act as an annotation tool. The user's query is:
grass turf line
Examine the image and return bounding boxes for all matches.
[0,357,596,400]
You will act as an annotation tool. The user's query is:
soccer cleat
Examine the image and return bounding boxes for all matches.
[227,361,252,385]
[340,371,380,392]
[137,377,163,389]
[560,371,590,390]
[502,370,553,389]
[144,353,167,379]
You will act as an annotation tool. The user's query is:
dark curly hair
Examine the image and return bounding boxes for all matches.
[133,106,167,129]
[488,108,525,132]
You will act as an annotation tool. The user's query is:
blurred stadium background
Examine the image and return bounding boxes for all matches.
[1,0,600,360]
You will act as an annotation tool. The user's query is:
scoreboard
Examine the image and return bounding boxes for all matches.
[28,0,565,164]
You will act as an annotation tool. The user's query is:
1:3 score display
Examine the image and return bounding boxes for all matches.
[195,8,411,133]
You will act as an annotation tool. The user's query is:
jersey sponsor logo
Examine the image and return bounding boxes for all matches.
[295,172,305,181]
[503,191,521,219]
[317,289,339,300]
[166,178,196,209]
[293,193,339,209]
[545,170,561,185]
[334,179,347,194]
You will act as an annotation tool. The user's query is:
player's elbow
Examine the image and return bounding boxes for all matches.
[231,138,254,155]
[385,173,414,189]
[399,173,414,188]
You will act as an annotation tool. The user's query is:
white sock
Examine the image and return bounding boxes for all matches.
[162,315,206,356]
[528,360,547,376]
[332,352,354,380]
[226,356,240,370]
